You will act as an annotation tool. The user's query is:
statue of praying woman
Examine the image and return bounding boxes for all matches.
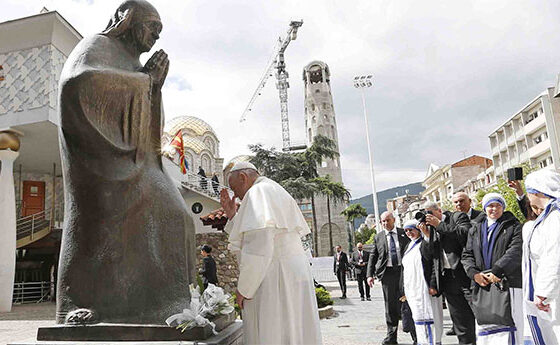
[57,0,196,325]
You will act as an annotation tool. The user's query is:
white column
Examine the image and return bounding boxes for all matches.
[0,149,20,312]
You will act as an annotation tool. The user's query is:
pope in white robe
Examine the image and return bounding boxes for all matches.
[220,162,322,345]
[402,220,443,345]
[522,169,560,345]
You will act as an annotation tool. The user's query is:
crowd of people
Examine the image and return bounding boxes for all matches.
[214,159,558,345]
[334,168,560,345]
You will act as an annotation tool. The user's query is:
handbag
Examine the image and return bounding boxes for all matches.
[400,300,415,333]
[471,274,514,326]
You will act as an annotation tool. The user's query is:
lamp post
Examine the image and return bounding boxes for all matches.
[353,75,381,231]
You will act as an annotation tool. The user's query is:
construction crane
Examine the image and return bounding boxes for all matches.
[240,20,303,152]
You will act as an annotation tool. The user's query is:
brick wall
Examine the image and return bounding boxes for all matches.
[195,232,239,294]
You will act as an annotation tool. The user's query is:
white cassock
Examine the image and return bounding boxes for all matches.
[402,238,443,345]
[523,205,560,345]
[226,176,322,345]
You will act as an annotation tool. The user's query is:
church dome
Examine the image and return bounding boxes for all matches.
[165,116,217,138]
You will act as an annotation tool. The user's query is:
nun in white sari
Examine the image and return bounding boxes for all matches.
[402,219,444,345]
[522,169,560,345]
[221,162,322,345]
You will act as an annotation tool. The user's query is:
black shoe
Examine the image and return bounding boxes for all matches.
[381,339,398,345]
[361,297,365,301]
[340,295,346,299]
[366,297,371,301]
[446,328,456,336]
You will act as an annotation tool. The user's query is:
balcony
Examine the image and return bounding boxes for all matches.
[528,139,551,158]
[523,114,546,136]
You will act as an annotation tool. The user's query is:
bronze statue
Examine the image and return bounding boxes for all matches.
[57,0,195,325]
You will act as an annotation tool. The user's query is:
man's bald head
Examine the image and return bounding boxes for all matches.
[381,211,395,231]
[452,192,472,213]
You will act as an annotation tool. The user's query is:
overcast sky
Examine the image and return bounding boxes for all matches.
[4,0,560,198]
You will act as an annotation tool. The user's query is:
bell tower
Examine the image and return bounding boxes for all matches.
[303,61,347,256]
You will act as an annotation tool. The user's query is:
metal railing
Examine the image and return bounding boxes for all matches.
[181,170,230,201]
[12,281,52,304]
[16,209,51,241]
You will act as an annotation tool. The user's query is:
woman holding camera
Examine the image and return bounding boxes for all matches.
[462,193,523,345]
[522,169,560,344]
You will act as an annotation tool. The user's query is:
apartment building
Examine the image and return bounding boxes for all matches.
[422,156,493,204]
[489,88,560,177]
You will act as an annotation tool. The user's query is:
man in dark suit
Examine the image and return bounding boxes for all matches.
[367,211,411,345]
[448,192,481,336]
[199,244,218,289]
[333,245,349,299]
[453,192,482,221]
[422,201,475,345]
[350,242,370,301]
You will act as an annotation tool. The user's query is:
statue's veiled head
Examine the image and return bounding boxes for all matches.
[102,0,162,54]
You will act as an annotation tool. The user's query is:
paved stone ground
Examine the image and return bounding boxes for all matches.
[1,283,461,345]
[320,280,458,345]
[0,303,55,345]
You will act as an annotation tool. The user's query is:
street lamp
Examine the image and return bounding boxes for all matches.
[353,75,381,231]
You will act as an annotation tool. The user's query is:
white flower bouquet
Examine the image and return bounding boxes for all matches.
[165,284,235,334]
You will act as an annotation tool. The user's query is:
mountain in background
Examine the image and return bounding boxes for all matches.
[350,182,425,223]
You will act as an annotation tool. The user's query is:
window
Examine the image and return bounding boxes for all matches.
[323,103,328,110]
[323,114,328,123]
[321,161,327,168]
[315,89,320,93]
[311,104,316,111]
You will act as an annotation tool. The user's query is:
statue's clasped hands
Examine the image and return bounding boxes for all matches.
[143,49,169,89]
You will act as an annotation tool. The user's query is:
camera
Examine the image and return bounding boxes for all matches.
[414,209,433,223]
[507,167,523,181]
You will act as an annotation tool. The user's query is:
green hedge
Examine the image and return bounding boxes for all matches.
[315,287,333,308]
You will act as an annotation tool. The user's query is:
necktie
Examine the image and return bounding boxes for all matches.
[389,232,399,266]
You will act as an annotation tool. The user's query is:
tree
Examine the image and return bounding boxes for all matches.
[355,223,375,245]
[341,203,368,250]
[314,175,351,255]
[473,163,537,223]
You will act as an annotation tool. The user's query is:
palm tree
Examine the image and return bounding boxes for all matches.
[341,203,368,249]
[296,135,339,254]
[313,175,351,255]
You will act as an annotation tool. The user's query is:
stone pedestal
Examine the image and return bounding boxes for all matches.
[0,149,20,312]
[10,321,243,345]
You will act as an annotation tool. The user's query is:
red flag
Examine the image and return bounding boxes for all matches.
[170,130,187,174]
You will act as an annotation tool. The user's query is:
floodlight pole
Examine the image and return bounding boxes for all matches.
[354,75,381,232]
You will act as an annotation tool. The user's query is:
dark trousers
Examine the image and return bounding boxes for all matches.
[336,269,347,295]
[381,266,402,342]
[356,272,370,298]
[441,270,476,345]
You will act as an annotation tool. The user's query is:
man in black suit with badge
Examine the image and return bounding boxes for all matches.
[350,242,370,301]
[333,245,349,299]
[367,211,411,345]
[421,201,475,345]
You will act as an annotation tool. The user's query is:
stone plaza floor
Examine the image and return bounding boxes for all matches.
[0,282,459,345]
[320,280,457,345]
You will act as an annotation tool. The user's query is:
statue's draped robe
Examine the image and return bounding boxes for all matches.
[57,34,195,324]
